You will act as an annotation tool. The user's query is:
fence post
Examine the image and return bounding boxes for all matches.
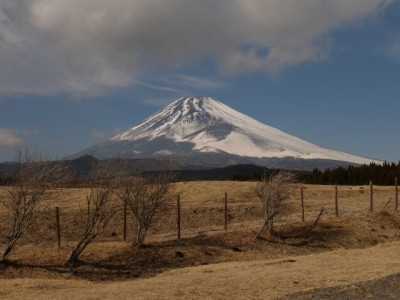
[370,180,374,212]
[224,192,228,232]
[123,198,127,242]
[55,207,61,249]
[335,184,339,217]
[301,187,305,222]
[395,177,398,211]
[177,195,181,240]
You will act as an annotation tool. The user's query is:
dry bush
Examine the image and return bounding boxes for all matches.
[119,173,172,248]
[67,164,121,265]
[0,150,67,263]
[253,171,296,238]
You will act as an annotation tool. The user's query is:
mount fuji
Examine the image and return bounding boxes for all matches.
[73,96,380,170]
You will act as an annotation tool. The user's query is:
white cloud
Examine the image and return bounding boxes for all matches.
[135,74,224,96]
[171,75,225,90]
[0,0,391,96]
[0,128,24,147]
[142,97,176,108]
[91,128,122,140]
[133,80,183,93]
[388,38,400,60]
[19,127,39,137]
[90,130,107,140]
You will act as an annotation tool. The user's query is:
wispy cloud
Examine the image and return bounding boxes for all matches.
[170,75,226,90]
[90,128,122,140]
[142,97,175,108]
[133,79,183,93]
[0,126,39,148]
[0,128,24,147]
[0,93,21,98]
[135,74,225,97]
[387,38,400,61]
[18,127,39,137]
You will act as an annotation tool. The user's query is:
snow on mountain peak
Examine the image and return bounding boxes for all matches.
[110,96,379,165]
[113,96,231,142]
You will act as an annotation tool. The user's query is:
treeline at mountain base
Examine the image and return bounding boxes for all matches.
[172,162,400,185]
[301,162,400,186]
[228,162,400,186]
[1,161,399,186]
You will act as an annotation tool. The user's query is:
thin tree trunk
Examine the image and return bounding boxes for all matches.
[135,225,147,248]
[67,235,96,265]
[254,222,268,240]
[254,212,276,240]
[0,238,18,263]
[268,218,274,235]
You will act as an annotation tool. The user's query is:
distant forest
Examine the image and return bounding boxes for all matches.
[301,162,400,186]
[169,162,400,185]
[1,161,400,186]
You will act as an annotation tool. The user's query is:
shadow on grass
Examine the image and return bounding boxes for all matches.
[256,221,347,248]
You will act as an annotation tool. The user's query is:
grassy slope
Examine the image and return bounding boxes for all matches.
[1,241,400,299]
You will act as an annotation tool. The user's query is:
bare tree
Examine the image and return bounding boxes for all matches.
[0,150,66,263]
[67,164,120,265]
[120,173,171,248]
[253,171,296,239]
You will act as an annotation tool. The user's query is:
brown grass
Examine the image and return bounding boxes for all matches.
[0,181,400,298]
[1,241,400,299]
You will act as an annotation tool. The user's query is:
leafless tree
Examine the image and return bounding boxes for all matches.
[119,173,171,248]
[253,170,296,239]
[0,150,67,263]
[67,164,120,265]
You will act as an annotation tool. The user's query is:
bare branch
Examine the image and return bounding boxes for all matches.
[253,170,296,239]
[67,161,121,265]
[118,172,172,248]
[0,149,68,263]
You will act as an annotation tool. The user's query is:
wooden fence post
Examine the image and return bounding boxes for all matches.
[370,180,374,212]
[395,177,398,211]
[301,187,305,222]
[224,192,228,232]
[335,184,339,217]
[55,207,61,249]
[177,195,181,240]
[123,199,127,242]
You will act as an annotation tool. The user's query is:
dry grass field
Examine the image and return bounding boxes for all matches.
[1,181,400,299]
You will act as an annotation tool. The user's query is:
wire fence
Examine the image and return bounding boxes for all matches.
[0,179,398,248]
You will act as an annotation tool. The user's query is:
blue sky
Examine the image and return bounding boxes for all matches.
[1,0,400,162]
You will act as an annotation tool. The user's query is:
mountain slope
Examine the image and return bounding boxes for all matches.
[73,96,380,169]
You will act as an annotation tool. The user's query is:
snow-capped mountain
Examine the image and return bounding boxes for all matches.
[73,96,380,170]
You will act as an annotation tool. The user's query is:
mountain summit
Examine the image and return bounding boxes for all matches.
[74,96,379,170]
